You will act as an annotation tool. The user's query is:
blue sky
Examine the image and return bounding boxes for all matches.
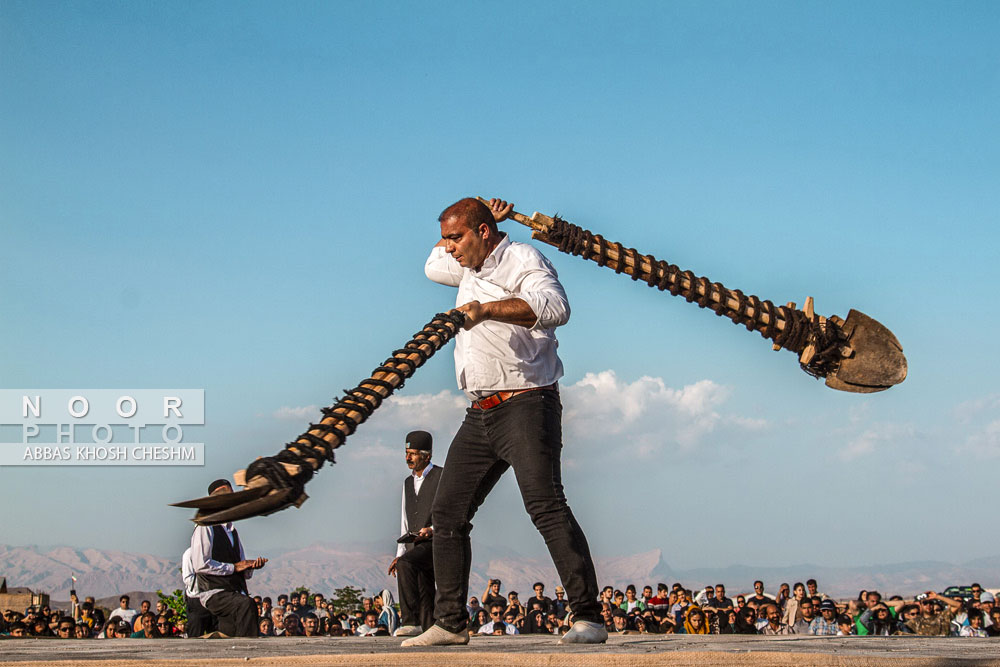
[1,1,998,573]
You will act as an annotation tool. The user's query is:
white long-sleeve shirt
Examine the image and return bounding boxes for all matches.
[189,522,249,603]
[424,234,569,399]
[396,462,436,558]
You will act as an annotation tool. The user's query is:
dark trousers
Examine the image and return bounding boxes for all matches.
[204,591,259,637]
[185,595,217,637]
[396,540,436,630]
[431,388,600,632]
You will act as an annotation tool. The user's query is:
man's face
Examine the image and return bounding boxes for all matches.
[754,582,764,595]
[141,601,150,613]
[11,626,26,637]
[120,598,129,609]
[920,600,938,617]
[314,595,323,607]
[142,615,153,632]
[440,216,492,271]
[362,598,372,610]
[642,586,652,598]
[491,582,500,593]
[75,624,89,639]
[613,615,627,631]
[490,607,504,622]
[285,616,301,634]
[303,617,318,635]
[821,607,836,620]
[504,614,516,625]
[715,585,726,600]
[58,622,74,638]
[534,584,544,597]
[299,593,308,606]
[866,593,880,608]
[807,582,817,595]
[272,607,285,628]
[405,449,430,471]
[800,601,814,620]
[972,585,983,599]
[767,607,780,625]
[556,590,564,600]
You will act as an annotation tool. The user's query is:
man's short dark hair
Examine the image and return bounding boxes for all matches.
[120,595,129,603]
[302,612,318,622]
[533,582,544,589]
[490,603,505,612]
[657,583,668,591]
[364,611,378,621]
[807,579,817,586]
[754,580,763,587]
[439,198,497,233]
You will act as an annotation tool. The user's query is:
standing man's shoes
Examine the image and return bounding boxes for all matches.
[400,624,469,646]
[394,625,423,637]
[558,620,608,644]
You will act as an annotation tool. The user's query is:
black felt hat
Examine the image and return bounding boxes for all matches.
[405,430,432,452]
[207,479,231,495]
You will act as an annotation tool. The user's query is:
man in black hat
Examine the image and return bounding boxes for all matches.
[188,479,268,637]
[387,430,443,636]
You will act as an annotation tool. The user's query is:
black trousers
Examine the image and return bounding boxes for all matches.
[396,540,436,630]
[204,591,258,637]
[431,388,600,633]
[184,595,217,637]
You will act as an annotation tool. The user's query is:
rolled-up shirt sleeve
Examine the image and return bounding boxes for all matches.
[513,255,570,331]
[425,247,463,287]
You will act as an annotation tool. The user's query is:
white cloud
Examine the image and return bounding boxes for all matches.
[562,370,762,454]
[835,421,917,462]
[268,372,764,460]
[273,405,319,420]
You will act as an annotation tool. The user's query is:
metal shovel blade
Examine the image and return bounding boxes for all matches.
[169,485,270,510]
[825,309,907,393]
[192,488,296,526]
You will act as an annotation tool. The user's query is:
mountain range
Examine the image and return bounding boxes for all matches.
[2,542,996,604]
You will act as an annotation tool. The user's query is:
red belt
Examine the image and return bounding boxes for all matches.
[470,384,557,410]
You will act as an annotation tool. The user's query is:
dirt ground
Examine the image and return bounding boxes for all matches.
[2,634,999,667]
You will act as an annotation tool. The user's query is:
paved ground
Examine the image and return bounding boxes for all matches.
[2,635,999,666]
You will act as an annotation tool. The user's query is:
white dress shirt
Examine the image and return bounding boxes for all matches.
[189,522,249,603]
[425,234,569,399]
[396,462,435,558]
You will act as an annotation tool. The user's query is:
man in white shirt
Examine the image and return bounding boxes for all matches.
[402,197,605,647]
[478,604,520,635]
[387,430,442,636]
[107,595,138,627]
[189,478,268,637]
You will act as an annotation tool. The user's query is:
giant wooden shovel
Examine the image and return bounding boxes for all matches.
[480,198,907,393]
[171,311,465,525]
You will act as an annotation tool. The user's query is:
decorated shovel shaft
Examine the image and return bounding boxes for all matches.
[172,310,467,525]
[479,198,906,393]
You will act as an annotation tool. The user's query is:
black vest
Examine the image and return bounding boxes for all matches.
[195,525,248,594]
[403,466,442,552]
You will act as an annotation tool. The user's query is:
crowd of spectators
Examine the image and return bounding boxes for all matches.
[2,579,997,639]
